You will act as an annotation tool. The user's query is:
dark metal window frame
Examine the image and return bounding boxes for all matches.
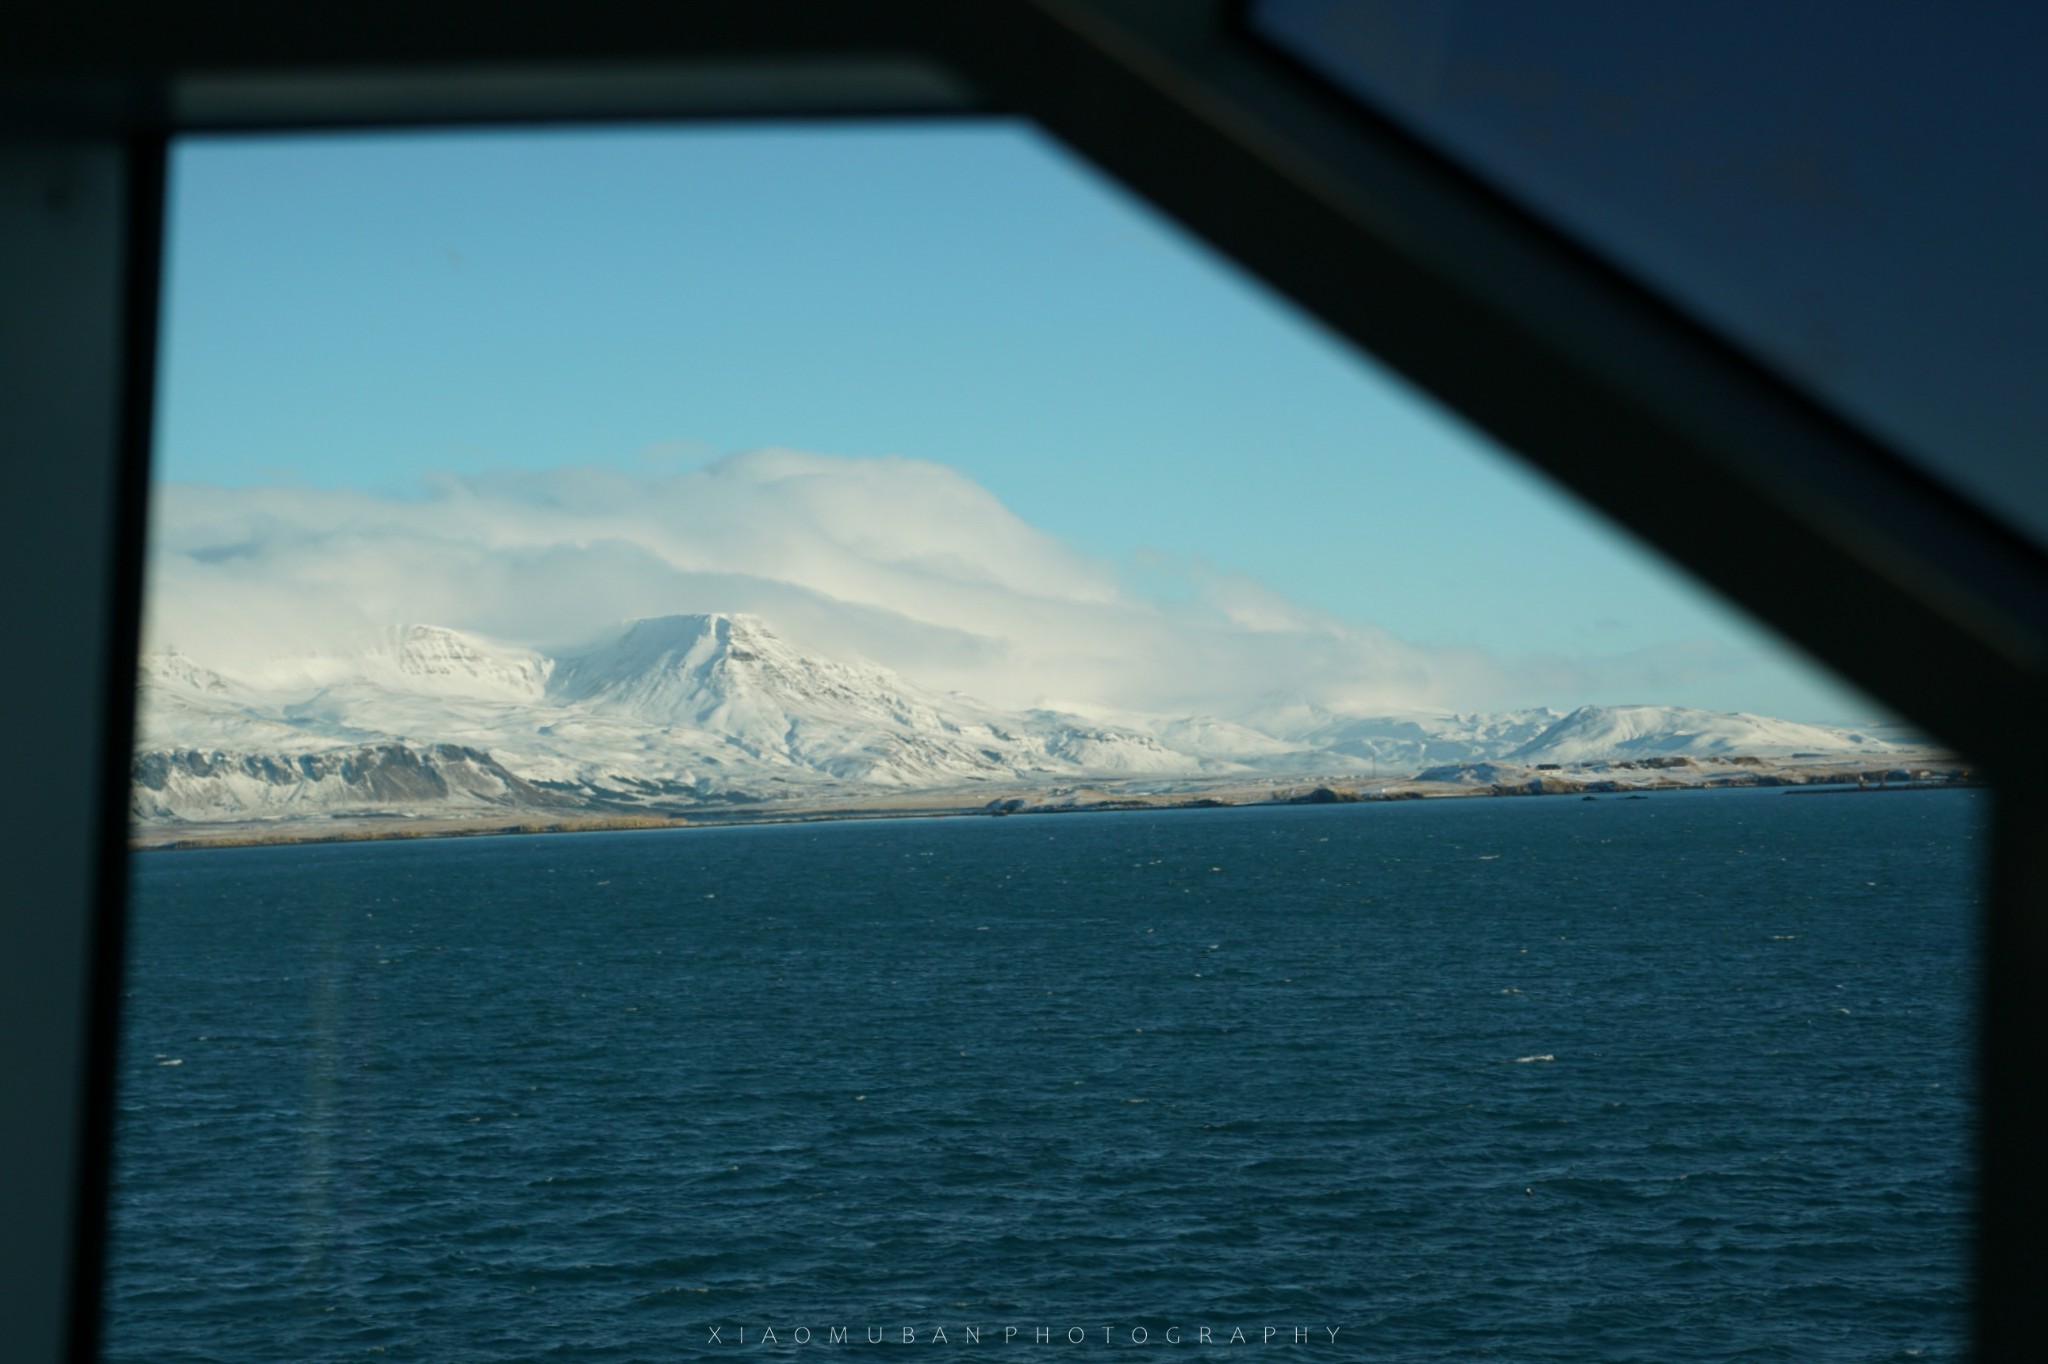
[2,2,2037,1359]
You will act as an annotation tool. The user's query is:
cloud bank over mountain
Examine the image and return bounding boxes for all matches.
[144,447,1820,721]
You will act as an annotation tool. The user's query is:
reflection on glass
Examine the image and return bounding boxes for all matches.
[1253,0,2048,551]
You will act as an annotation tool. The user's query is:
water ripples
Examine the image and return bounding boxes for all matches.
[106,789,1979,1361]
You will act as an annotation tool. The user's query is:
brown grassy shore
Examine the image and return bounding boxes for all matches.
[127,777,1304,852]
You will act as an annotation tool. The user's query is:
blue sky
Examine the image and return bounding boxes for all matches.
[152,122,1873,722]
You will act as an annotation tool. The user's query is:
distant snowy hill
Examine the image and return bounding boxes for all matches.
[1508,705,1898,765]
[1245,703,1567,769]
[132,613,1914,824]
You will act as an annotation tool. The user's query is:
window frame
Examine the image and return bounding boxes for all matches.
[2,2,2039,1359]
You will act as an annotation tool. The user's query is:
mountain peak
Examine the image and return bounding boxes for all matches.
[139,648,234,695]
[583,613,790,684]
[544,611,1047,783]
[369,624,552,700]
[615,611,770,647]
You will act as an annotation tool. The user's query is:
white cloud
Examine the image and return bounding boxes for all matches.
[143,447,1793,719]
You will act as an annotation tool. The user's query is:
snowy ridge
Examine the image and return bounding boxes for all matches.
[132,613,1913,824]
[238,624,554,702]
[1247,705,1567,769]
[131,743,568,823]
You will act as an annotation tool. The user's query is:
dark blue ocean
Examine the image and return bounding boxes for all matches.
[105,787,1980,1361]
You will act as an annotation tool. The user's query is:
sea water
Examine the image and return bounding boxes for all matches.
[104,787,1979,1361]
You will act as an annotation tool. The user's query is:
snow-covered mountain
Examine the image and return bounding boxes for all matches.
[132,613,1914,824]
[545,614,1034,784]
[134,614,1216,820]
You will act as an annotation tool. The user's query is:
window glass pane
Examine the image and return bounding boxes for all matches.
[110,123,1977,1362]
[1252,0,2048,551]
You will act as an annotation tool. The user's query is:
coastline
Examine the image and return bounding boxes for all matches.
[128,751,1975,853]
